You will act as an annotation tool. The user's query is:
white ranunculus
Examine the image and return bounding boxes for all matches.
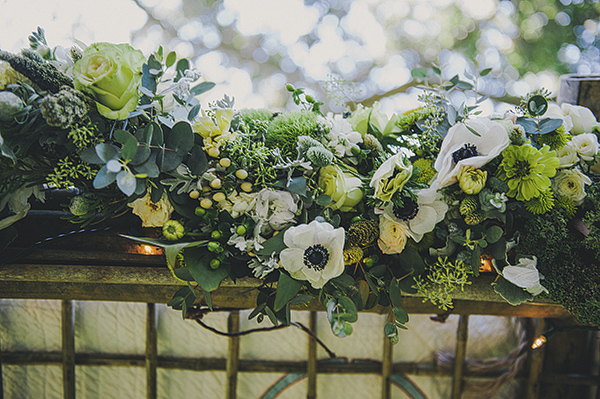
[552,167,592,205]
[430,118,510,191]
[556,142,580,168]
[561,103,600,135]
[502,256,548,296]
[571,133,599,161]
[279,220,345,289]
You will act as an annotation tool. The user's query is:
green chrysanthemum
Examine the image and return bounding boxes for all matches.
[555,194,577,218]
[343,246,364,265]
[536,125,571,151]
[524,188,554,215]
[396,106,435,132]
[497,144,560,201]
[346,219,379,246]
[413,158,436,184]
[264,111,327,158]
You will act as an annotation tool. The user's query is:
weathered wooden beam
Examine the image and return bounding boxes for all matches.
[381,319,394,399]
[61,300,75,399]
[451,314,469,399]
[145,304,157,399]
[307,311,317,399]
[526,319,547,399]
[225,311,240,399]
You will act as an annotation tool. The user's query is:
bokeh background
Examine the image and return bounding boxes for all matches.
[2,0,600,114]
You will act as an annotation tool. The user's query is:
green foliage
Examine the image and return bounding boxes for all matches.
[264,111,327,158]
[413,257,473,311]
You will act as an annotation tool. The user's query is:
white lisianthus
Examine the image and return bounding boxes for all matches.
[502,256,548,296]
[556,142,580,168]
[378,214,411,255]
[552,167,592,205]
[370,152,412,202]
[254,188,298,233]
[324,114,363,157]
[279,220,345,289]
[217,191,258,218]
[561,103,600,135]
[571,133,599,161]
[429,118,509,191]
[128,192,174,227]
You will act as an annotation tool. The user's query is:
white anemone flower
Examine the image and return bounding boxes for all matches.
[430,118,510,191]
[279,220,345,289]
[377,188,448,243]
[502,256,548,296]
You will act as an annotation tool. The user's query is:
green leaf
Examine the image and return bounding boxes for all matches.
[480,68,492,77]
[133,158,160,178]
[175,58,190,82]
[185,247,229,292]
[187,145,208,175]
[79,146,104,164]
[114,129,135,145]
[116,170,136,196]
[389,278,402,307]
[255,227,289,256]
[486,225,503,244]
[492,276,534,306]
[491,238,507,260]
[274,272,303,311]
[316,194,332,206]
[538,118,563,135]
[264,306,278,325]
[188,104,201,121]
[166,51,177,68]
[527,95,548,117]
[395,247,426,275]
[392,306,409,324]
[384,322,398,339]
[337,296,358,322]
[275,176,307,196]
[398,276,418,294]
[471,245,481,277]
[174,267,195,282]
[289,294,313,306]
[121,137,138,162]
[95,143,118,163]
[190,81,216,96]
[167,296,184,309]
[130,144,151,165]
[201,288,213,311]
[93,165,116,189]
[167,121,195,156]
[411,67,428,79]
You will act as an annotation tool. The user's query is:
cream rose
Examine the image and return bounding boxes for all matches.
[571,133,599,161]
[370,153,412,202]
[552,168,592,205]
[73,42,145,120]
[378,214,411,255]
[128,192,174,227]
[319,165,364,212]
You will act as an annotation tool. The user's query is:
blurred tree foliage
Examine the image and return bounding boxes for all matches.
[130,0,600,110]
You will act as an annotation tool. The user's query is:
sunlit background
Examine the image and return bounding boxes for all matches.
[2,0,600,113]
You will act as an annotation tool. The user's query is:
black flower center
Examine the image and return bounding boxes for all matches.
[392,197,419,221]
[303,244,329,271]
[452,144,478,164]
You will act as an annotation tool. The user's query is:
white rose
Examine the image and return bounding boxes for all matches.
[571,133,599,161]
[255,189,297,231]
[556,142,580,168]
[561,103,600,135]
[552,167,592,205]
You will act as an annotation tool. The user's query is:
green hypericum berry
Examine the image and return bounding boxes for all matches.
[235,225,247,235]
[210,259,221,269]
[194,207,206,216]
[211,230,222,240]
[207,241,221,252]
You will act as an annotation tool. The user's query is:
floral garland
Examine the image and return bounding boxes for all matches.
[2,29,600,341]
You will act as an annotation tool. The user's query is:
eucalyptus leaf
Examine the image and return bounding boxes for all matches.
[389,278,402,307]
[190,81,216,96]
[167,121,194,156]
[187,145,208,175]
[492,275,534,306]
[130,144,151,165]
[133,158,160,178]
[316,194,332,206]
[175,58,190,82]
[93,165,116,189]
[121,137,138,161]
[201,288,213,311]
[538,118,563,135]
[95,143,118,163]
[486,225,503,244]
[392,306,409,324]
[116,170,137,196]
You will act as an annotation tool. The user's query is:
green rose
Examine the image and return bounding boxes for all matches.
[318,165,364,212]
[346,102,397,136]
[73,42,145,120]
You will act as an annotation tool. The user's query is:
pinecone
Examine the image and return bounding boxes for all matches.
[459,196,479,215]
[346,219,378,246]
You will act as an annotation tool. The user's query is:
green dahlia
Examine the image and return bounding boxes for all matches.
[497,144,560,201]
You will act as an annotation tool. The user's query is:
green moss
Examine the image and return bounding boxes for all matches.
[232,108,274,135]
[264,111,326,158]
